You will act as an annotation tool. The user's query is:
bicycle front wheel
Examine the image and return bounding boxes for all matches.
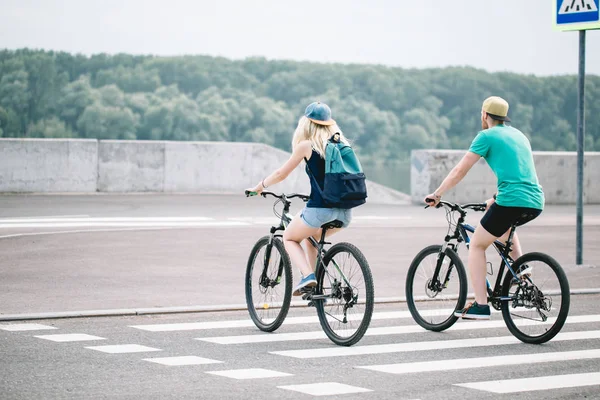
[406,245,468,331]
[245,236,293,332]
[501,252,570,344]
[315,242,374,346]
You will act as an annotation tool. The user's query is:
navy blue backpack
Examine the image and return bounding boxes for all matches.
[305,134,367,209]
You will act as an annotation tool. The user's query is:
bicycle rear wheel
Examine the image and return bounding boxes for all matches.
[315,242,374,346]
[501,252,570,344]
[245,236,293,332]
[406,245,467,331]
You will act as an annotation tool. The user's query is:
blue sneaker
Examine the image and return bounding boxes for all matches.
[454,302,491,320]
[293,273,317,296]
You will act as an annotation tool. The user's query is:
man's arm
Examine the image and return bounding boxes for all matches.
[424,151,481,204]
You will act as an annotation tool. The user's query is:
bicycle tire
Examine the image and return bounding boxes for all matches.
[406,245,468,332]
[245,236,293,332]
[315,242,374,346]
[501,252,570,344]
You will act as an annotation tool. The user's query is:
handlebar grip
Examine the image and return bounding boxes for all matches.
[245,190,257,197]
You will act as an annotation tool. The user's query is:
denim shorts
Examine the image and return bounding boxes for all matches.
[300,207,352,229]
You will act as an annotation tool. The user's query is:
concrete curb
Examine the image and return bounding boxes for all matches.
[1,289,599,322]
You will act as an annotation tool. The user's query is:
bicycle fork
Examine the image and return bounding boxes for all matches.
[260,228,286,288]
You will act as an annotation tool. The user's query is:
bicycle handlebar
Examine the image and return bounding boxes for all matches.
[245,190,310,202]
[425,199,487,213]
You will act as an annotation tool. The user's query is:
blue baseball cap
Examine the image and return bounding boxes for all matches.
[304,102,336,126]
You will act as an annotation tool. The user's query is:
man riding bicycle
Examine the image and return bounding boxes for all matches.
[424,96,545,320]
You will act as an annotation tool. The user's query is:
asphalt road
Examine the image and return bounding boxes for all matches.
[0,194,598,315]
[1,299,600,400]
[1,194,600,399]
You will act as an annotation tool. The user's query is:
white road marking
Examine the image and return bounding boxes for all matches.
[278,382,372,396]
[85,344,161,353]
[358,349,600,374]
[131,310,440,332]
[271,330,600,359]
[0,215,90,220]
[0,223,249,239]
[34,333,105,342]
[353,216,412,220]
[455,372,600,393]
[0,323,58,331]
[0,217,213,223]
[198,314,600,344]
[227,217,277,225]
[143,356,223,366]
[0,221,246,229]
[206,368,292,379]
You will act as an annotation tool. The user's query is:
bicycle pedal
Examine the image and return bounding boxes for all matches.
[300,287,314,295]
[301,292,312,301]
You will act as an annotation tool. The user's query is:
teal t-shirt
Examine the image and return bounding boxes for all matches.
[469,124,544,210]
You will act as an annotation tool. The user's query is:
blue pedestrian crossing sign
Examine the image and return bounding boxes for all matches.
[554,0,600,31]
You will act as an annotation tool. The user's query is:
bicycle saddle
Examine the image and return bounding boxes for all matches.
[514,212,539,227]
[322,220,344,229]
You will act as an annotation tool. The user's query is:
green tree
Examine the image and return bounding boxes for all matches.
[58,75,97,129]
[0,60,30,130]
[26,117,74,138]
[77,103,139,140]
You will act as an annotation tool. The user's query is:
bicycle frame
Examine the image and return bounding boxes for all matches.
[432,201,523,307]
[459,223,521,305]
[261,192,353,294]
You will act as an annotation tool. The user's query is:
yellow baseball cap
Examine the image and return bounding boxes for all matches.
[482,96,511,122]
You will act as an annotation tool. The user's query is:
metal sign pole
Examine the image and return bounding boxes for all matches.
[554,0,598,265]
[576,29,586,265]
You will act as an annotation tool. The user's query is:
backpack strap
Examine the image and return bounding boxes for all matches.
[304,157,325,198]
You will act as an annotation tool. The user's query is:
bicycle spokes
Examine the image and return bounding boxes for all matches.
[405,245,468,332]
[315,242,374,346]
[245,236,292,332]
[501,253,570,344]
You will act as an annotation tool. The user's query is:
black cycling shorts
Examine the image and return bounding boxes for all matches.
[480,203,542,237]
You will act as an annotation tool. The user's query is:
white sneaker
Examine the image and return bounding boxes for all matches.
[517,264,532,279]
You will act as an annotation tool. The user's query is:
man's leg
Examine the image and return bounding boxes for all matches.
[468,224,499,305]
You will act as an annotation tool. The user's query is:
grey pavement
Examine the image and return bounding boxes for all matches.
[0,194,599,317]
[1,299,600,400]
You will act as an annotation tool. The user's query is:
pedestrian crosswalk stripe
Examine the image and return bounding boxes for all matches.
[85,344,162,353]
[198,314,600,344]
[0,323,58,332]
[142,356,223,366]
[206,368,292,379]
[278,382,372,396]
[34,333,106,342]
[271,330,600,359]
[130,310,442,332]
[357,349,600,374]
[455,371,600,393]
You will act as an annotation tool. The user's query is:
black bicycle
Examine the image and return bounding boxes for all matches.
[406,200,570,344]
[244,190,374,346]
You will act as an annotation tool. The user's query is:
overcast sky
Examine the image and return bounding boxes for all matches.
[1,0,599,76]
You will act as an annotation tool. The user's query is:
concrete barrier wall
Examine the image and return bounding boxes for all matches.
[2,139,596,205]
[98,141,166,192]
[96,140,311,194]
[411,150,600,204]
[0,138,98,192]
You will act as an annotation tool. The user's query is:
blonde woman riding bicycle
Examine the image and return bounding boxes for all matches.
[246,102,352,295]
